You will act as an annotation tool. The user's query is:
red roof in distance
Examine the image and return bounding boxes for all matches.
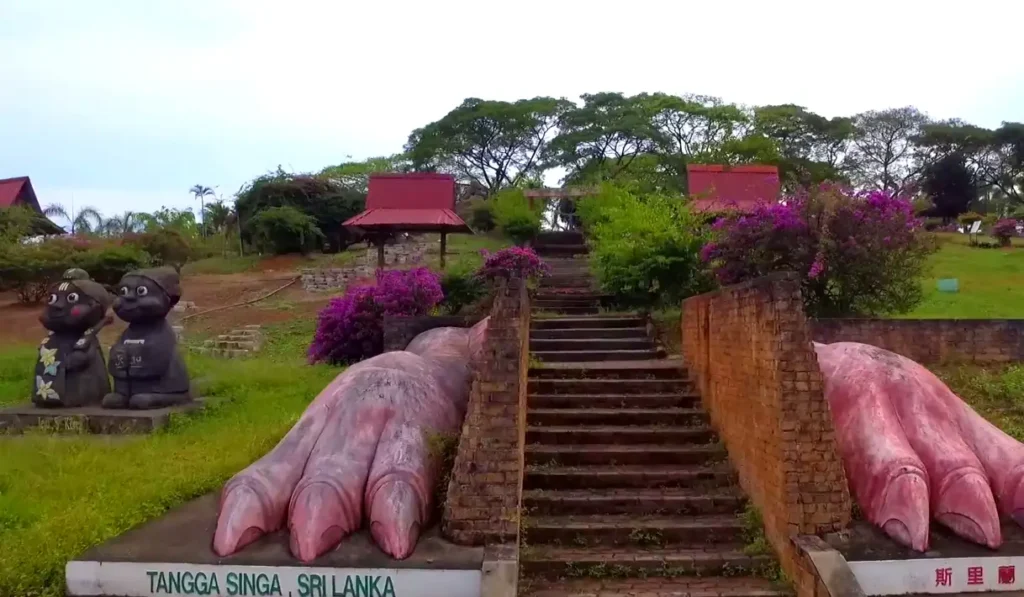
[687,165,781,213]
[344,173,471,233]
[0,176,31,208]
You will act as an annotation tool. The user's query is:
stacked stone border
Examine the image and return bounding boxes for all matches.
[811,318,1024,364]
[681,272,852,597]
[383,315,484,353]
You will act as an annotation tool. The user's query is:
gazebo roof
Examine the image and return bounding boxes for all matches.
[343,173,472,234]
[687,165,781,213]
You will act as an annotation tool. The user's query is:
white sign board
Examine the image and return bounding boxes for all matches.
[850,556,1024,595]
[969,220,982,234]
[66,561,481,597]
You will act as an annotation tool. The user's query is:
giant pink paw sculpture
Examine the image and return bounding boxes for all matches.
[213,319,488,562]
[815,341,1024,552]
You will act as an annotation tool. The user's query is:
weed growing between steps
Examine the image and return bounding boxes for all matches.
[739,504,786,582]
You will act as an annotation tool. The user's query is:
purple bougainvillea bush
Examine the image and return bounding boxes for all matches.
[992,219,1019,247]
[476,246,550,283]
[308,267,444,365]
[701,184,936,317]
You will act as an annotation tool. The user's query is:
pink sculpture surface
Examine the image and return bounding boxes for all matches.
[815,341,1024,552]
[213,319,488,561]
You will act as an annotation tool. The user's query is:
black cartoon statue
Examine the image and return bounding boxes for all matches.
[33,269,114,408]
[103,267,192,410]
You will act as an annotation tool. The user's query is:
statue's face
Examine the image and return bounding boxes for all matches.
[113,276,172,323]
[39,282,104,332]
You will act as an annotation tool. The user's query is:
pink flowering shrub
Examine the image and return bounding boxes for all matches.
[992,219,1019,247]
[701,184,936,317]
[476,246,550,283]
[308,267,444,365]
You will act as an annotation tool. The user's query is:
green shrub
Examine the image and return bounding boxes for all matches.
[246,206,324,255]
[122,229,191,271]
[0,239,151,303]
[491,189,543,245]
[958,211,983,226]
[578,185,713,308]
[438,262,486,315]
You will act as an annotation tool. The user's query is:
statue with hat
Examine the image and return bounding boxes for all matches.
[103,267,193,410]
[33,269,115,408]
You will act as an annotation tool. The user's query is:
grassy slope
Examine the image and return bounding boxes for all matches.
[0,320,338,597]
[901,233,1024,319]
[935,364,1024,440]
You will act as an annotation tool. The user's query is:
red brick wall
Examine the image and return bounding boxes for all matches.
[812,319,1024,364]
[442,277,529,545]
[681,272,851,597]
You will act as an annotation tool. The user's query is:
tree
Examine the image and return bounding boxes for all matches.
[648,93,748,160]
[102,211,149,237]
[983,122,1024,204]
[189,184,216,236]
[406,97,571,194]
[919,153,977,220]
[320,154,410,195]
[202,201,233,233]
[848,107,930,194]
[547,92,660,183]
[752,104,855,186]
[42,204,103,235]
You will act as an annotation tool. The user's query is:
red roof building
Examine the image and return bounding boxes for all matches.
[0,176,63,234]
[686,165,781,213]
[344,173,471,267]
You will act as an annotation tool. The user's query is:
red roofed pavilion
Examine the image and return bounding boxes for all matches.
[0,176,64,235]
[686,165,781,214]
[344,173,471,268]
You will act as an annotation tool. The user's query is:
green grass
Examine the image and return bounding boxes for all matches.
[933,364,1024,440]
[901,234,1024,318]
[0,321,338,596]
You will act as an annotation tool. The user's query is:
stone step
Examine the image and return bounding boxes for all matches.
[533,349,660,362]
[528,378,694,394]
[532,296,604,306]
[529,361,686,379]
[523,513,744,546]
[532,316,644,330]
[205,340,258,350]
[534,244,589,257]
[191,347,251,359]
[520,544,779,580]
[522,488,745,516]
[528,408,709,427]
[539,277,593,288]
[528,393,701,410]
[535,232,585,244]
[527,425,717,445]
[526,443,725,467]
[523,464,737,490]
[533,306,601,316]
[531,327,648,340]
[521,576,790,597]
[530,338,653,352]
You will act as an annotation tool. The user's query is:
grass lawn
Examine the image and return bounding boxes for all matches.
[934,364,1024,440]
[901,233,1024,318]
[0,319,339,597]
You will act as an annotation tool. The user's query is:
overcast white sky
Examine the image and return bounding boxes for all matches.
[2,0,1023,226]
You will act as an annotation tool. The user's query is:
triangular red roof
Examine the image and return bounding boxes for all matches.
[0,176,32,208]
[687,165,780,213]
[344,173,471,233]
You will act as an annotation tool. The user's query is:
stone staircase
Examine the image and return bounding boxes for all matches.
[519,232,787,597]
[191,325,263,359]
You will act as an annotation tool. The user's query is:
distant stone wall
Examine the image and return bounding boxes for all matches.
[812,319,1024,364]
[382,315,484,352]
[300,267,373,292]
[366,242,428,267]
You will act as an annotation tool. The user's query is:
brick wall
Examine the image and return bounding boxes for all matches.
[443,277,529,545]
[680,272,851,597]
[382,315,484,352]
[812,319,1024,364]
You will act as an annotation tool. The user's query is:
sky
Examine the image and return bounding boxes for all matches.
[2,0,1023,228]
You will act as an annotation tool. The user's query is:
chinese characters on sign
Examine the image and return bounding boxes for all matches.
[936,564,1016,589]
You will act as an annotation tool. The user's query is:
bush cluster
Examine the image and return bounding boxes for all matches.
[490,189,545,245]
[992,219,1020,246]
[702,184,936,317]
[308,268,444,365]
[577,185,713,308]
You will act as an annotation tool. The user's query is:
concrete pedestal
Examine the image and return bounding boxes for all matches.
[0,400,204,434]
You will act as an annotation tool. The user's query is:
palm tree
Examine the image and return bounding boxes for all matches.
[190,185,216,237]
[101,211,148,237]
[202,201,232,234]
[42,204,103,235]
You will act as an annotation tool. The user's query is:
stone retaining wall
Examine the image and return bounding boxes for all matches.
[367,242,429,267]
[300,266,373,292]
[811,318,1024,364]
[383,315,485,352]
[681,272,852,597]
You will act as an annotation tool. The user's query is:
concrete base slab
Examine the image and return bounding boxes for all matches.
[0,399,205,434]
[67,493,484,596]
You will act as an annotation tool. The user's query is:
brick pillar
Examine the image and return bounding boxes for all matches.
[443,277,529,545]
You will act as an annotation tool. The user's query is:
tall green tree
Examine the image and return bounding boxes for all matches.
[42,204,104,235]
[752,104,854,185]
[406,97,571,194]
[319,154,411,195]
[848,106,930,194]
[648,93,748,161]
[190,185,216,236]
[202,201,233,233]
[548,92,660,183]
[914,120,1024,206]
[919,153,977,219]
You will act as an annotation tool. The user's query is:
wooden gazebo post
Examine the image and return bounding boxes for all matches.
[439,232,447,269]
